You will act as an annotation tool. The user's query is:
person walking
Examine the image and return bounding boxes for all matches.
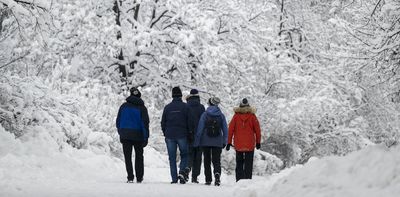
[194,97,228,186]
[185,89,205,183]
[116,87,150,183]
[226,98,261,182]
[161,86,191,184]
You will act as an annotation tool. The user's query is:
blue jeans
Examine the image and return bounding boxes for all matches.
[165,138,189,182]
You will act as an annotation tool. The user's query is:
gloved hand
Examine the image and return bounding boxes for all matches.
[142,140,148,148]
[222,144,226,149]
[256,143,261,150]
[226,144,232,151]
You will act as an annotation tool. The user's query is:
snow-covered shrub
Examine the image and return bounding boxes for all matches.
[0,75,115,155]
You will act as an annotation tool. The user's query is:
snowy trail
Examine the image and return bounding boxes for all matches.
[0,130,289,197]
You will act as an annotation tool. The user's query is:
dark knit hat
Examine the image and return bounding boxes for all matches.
[190,89,199,95]
[208,97,221,106]
[130,87,141,98]
[240,98,250,107]
[172,86,182,97]
[187,89,199,99]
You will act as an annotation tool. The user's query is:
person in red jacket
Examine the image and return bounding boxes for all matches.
[226,98,261,182]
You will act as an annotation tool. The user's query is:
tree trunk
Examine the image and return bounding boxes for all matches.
[113,0,126,77]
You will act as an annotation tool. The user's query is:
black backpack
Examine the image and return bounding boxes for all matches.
[205,115,221,137]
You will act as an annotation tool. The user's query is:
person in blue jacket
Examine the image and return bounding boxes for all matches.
[185,89,205,183]
[161,86,191,184]
[194,97,228,186]
[116,87,150,183]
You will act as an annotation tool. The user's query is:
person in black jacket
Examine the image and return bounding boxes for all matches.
[185,89,205,183]
[161,86,191,184]
[116,87,150,183]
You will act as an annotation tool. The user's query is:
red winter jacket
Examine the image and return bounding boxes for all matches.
[228,106,261,152]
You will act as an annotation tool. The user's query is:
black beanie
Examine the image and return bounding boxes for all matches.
[190,89,199,95]
[240,98,250,107]
[172,86,182,97]
[130,87,141,98]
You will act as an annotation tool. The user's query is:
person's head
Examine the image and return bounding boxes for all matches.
[186,89,199,100]
[172,86,182,98]
[130,87,141,98]
[208,97,221,106]
[239,98,250,107]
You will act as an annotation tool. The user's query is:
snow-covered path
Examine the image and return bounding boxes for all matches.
[2,128,400,197]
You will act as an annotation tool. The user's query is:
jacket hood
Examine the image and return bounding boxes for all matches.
[206,106,223,116]
[233,106,256,114]
[126,95,144,105]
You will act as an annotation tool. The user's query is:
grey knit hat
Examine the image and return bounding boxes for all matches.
[208,97,221,106]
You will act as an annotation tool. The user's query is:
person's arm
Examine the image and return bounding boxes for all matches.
[253,115,261,144]
[141,105,150,139]
[228,115,236,145]
[221,114,228,145]
[194,112,206,147]
[161,107,167,136]
[116,105,122,129]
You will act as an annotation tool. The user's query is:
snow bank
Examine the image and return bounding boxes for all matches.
[0,123,172,197]
[235,145,400,197]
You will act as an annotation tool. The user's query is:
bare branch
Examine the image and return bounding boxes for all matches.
[150,10,168,28]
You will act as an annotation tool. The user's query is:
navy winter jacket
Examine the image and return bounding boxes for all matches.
[194,106,228,148]
[161,97,191,139]
[187,97,205,135]
[116,96,150,142]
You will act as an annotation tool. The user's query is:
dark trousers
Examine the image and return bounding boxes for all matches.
[202,147,222,183]
[235,151,254,182]
[122,141,144,181]
[188,146,202,179]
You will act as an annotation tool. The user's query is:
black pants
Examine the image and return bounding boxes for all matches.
[202,147,222,183]
[187,146,202,179]
[235,151,254,182]
[122,141,144,181]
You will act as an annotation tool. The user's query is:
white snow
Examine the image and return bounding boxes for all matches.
[1,121,399,197]
[235,145,400,197]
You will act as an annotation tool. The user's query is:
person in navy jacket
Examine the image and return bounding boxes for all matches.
[185,89,206,183]
[194,97,228,186]
[161,86,192,184]
[116,87,149,183]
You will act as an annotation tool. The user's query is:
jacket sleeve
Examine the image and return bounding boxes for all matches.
[161,107,167,136]
[194,112,206,147]
[253,115,261,144]
[186,105,193,135]
[228,114,236,144]
[221,114,228,145]
[116,105,122,129]
[141,105,150,140]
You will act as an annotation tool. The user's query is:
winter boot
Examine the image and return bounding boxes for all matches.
[191,177,199,183]
[214,173,221,186]
[178,174,186,184]
[183,167,191,182]
[127,180,134,183]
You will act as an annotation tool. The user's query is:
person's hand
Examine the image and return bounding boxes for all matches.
[222,144,226,149]
[226,144,232,151]
[142,140,148,148]
[256,143,261,150]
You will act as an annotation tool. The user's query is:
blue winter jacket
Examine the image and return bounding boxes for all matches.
[116,96,149,142]
[194,106,228,148]
[161,97,191,139]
